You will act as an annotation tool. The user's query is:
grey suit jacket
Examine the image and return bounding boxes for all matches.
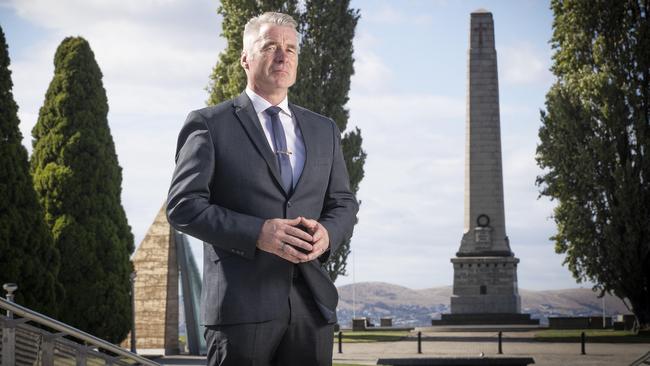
[166,92,358,326]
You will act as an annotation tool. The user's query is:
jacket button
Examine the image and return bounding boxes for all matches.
[287,201,292,207]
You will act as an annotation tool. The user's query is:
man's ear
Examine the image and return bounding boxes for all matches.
[240,51,249,70]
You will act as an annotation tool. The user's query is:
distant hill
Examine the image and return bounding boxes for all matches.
[336,282,631,327]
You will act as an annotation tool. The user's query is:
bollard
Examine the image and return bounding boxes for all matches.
[498,331,503,354]
[581,331,586,355]
[338,331,342,354]
[417,331,422,354]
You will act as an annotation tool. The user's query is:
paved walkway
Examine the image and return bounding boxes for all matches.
[156,332,650,366]
[332,335,650,366]
[155,355,206,365]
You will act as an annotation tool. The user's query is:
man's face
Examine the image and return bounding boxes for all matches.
[242,24,298,96]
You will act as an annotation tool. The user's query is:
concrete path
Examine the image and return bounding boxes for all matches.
[333,339,650,366]
[155,333,650,366]
[155,355,206,365]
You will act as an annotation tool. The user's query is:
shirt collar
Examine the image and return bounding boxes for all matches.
[245,87,292,117]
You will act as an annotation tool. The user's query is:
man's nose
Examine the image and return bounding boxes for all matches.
[274,48,288,62]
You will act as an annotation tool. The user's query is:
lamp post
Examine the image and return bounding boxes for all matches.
[3,283,17,318]
[129,272,137,353]
[352,250,356,320]
[602,295,606,328]
[3,283,18,366]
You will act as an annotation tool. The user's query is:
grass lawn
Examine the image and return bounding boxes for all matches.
[535,329,650,343]
[333,330,410,343]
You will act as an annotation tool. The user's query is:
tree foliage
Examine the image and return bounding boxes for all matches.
[0,25,62,316]
[207,0,365,282]
[31,37,134,342]
[537,0,650,329]
[290,0,365,282]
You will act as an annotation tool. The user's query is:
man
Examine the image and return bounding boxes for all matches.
[166,12,358,366]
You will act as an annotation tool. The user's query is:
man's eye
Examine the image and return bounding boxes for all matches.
[265,45,277,52]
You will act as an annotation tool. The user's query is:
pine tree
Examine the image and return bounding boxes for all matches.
[31,37,134,342]
[206,0,298,104]
[290,0,364,282]
[0,25,62,317]
[537,0,650,330]
[207,0,366,282]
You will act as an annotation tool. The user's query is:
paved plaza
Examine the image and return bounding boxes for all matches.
[332,331,650,366]
[156,330,650,366]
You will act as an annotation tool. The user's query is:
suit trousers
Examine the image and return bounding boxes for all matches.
[205,271,334,366]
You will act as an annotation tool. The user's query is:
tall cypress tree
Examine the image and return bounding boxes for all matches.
[0,25,62,316]
[207,0,298,104]
[290,0,365,282]
[31,37,134,342]
[537,0,650,329]
[207,1,365,282]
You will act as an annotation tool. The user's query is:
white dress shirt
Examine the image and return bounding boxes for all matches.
[245,88,306,187]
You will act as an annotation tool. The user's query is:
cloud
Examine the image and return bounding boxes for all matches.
[499,42,553,85]
[341,92,465,288]
[9,0,218,32]
[340,89,575,290]
[4,0,581,291]
[4,0,224,247]
[351,31,393,93]
[8,0,223,93]
[362,3,435,26]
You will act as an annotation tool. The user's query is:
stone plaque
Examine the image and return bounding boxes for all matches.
[475,226,491,249]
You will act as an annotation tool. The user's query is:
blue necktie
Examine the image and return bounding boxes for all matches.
[265,106,293,193]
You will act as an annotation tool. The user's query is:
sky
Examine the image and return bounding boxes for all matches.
[0,0,591,291]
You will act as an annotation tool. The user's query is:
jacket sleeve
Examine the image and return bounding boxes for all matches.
[318,120,360,262]
[166,110,264,260]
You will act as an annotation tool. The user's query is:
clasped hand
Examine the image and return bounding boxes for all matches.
[256,217,329,263]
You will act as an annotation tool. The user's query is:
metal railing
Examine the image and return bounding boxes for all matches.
[1,295,159,366]
[630,351,650,366]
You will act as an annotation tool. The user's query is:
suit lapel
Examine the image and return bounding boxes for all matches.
[290,103,316,194]
[233,92,285,193]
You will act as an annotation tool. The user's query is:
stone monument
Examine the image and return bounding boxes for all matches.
[122,205,206,355]
[433,10,538,326]
[123,205,179,355]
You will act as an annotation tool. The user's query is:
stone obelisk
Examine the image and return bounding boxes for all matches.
[458,9,511,260]
[434,10,537,325]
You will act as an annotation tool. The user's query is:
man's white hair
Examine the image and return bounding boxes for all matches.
[243,12,299,58]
